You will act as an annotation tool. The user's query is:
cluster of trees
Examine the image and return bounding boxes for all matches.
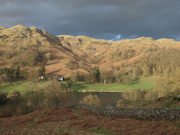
[68,48,180,87]
[154,75,180,97]
[69,49,180,85]
[132,48,180,76]
[0,67,28,83]
[69,67,137,85]
[110,48,136,61]
[0,65,46,83]
[84,48,180,85]
[108,47,180,80]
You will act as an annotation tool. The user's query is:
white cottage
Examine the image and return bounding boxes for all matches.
[57,77,63,81]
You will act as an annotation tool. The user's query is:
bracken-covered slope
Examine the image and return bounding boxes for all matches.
[0,107,180,135]
[0,25,180,76]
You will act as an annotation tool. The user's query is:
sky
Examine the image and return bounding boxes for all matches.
[0,0,180,41]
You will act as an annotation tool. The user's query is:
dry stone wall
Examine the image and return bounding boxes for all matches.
[75,104,180,121]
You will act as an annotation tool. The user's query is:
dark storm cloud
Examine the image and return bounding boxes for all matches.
[0,0,180,40]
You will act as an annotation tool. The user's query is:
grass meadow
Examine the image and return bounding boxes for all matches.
[0,76,157,94]
[72,81,154,92]
[0,80,52,93]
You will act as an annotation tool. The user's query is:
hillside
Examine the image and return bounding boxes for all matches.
[0,25,180,77]
[1,25,180,134]
[1,107,180,135]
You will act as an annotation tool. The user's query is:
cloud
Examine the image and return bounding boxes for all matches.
[0,0,180,40]
[109,34,122,41]
[175,35,180,41]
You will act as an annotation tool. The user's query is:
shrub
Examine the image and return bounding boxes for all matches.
[79,94,102,106]
[122,76,132,85]
[116,99,131,107]
[45,52,53,60]
[0,74,10,83]
[0,93,8,105]
[8,90,20,99]
[121,90,146,102]
[173,95,180,101]
[28,69,39,80]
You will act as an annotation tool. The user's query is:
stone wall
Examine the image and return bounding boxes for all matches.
[75,104,180,121]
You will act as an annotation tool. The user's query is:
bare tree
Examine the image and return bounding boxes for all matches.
[41,79,68,108]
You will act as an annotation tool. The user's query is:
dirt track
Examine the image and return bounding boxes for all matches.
[0,108,180,135]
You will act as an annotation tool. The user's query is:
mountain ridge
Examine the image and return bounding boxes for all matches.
[0,25,180,76]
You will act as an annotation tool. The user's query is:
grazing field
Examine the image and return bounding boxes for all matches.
[72,81,155,92]
[0,77,157,93]
[0,80,51,93]
[72,76,158,92]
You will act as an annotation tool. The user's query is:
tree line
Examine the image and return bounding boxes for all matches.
[69,48,180,85]
[0,66,46,83]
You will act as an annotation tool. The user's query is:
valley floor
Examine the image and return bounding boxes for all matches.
[0,76,156,93]
[0,107,180,135]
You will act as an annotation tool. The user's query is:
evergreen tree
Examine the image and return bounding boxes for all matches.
[9,68,15,79]
[93,68,100,82]
[16,66,20,78]
[39,66,46,76]
[6,68,10,77]
[21,68,28,79]
[0,69,3,76]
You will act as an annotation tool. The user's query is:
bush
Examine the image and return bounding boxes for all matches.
[122,76,132,85]
[173,95,180,101]
[0,93,8,105]
[79,94,102,106]
[45,52,53,60]
[28,69,39,80]
[8,90,20,98]
[116,99,131,107]
[0,74,10,83]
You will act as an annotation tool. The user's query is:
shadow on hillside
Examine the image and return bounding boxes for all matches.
[46,58,63,65]
[47,69,61,76]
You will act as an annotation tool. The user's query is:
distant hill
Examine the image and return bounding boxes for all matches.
[0,25,180,77]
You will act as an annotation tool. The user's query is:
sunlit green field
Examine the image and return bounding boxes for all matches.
[0,76,157,93]
[72,76,158,92]
[0,80,51,93]
[72,81,154,92]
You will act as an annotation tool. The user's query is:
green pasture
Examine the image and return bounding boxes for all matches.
[72,81,155,92]
[0,80,51,93]
[0,76,157,93]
